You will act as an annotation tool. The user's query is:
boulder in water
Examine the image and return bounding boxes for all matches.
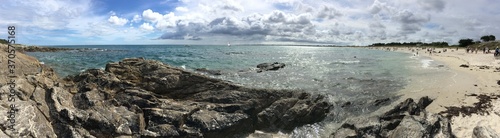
[256,62,286,73]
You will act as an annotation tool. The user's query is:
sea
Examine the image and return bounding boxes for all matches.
[26,45,448,137]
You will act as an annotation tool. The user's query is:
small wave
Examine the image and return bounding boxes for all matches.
[225,51,246,55]
[420,59,433,68]
[331,60,360,65]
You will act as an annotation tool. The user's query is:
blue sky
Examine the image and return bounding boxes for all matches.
[1,0,500,46]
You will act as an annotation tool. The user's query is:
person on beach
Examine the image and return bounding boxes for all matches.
[495,47,500,56]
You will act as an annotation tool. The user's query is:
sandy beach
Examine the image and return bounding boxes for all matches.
[388,47,500,137]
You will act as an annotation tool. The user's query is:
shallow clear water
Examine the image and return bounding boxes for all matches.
[27,45,445,137]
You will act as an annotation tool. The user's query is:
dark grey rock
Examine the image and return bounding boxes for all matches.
[256,62,286,73]
[331,97,455,138]
[460,64,470,68]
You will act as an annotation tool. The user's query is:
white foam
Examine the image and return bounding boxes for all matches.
[420,59,433,68]
[332,60,360,64]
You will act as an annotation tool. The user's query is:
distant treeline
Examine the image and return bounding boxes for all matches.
[0,39,9,44]
[369,42,449,47]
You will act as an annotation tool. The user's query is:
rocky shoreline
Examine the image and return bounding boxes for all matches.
[14,45,74,52]
[1,44,499,137]
[0,44,332,137]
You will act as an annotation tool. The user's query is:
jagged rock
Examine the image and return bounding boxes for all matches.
[256,62,286,73]
[257,94,331,131]
[473,126,500,138]
[331,127,357,138]
[331,97,455,138]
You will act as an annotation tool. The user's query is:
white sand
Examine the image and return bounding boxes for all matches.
[389,47,500,137]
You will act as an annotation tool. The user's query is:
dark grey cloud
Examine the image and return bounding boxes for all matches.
[369,22,385,29]
[317,6,342,20]
[208,17,271,36]
[393,10,430,35]
[418,0,446,12]
[158,11,317,42]
[159,22,204,40]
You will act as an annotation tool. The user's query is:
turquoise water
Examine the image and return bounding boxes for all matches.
[27,45,439,137]
[28,45,412,97]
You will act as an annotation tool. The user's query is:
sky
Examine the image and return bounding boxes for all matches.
[1,0,500,46]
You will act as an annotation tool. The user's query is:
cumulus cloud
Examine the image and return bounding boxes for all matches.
[142,9,163,22]
[393,10,430,35]
[160,22,204,40]
[132,15,142,23]
[108,15,128,26]
[175,7,189,12]
[140,23,154,31]
[369,0,386,14]
[220,0,244,12]
[316,6,342,20]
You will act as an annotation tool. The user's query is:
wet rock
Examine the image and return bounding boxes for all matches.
[341,101,352,108]
[459,64,470,68]
[374,98,391,106]
[256,62,286,73]
[195,68,222,75]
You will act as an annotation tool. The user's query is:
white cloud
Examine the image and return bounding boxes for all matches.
[108,15,129,26]
[132,14,142,23]
[142,9,164,22]
[140,23,154,31]
[175,7,189,12]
